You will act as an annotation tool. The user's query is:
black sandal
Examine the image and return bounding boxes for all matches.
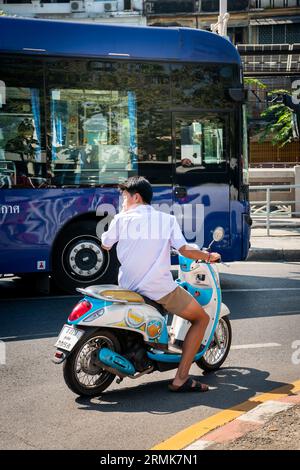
[168,377,209,393]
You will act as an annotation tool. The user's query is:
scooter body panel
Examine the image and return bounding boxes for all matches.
[72,294,169,346]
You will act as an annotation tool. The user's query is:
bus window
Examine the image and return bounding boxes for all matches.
[175,114,229,186]
[0,57,47,188]
[0,84,46,188]
[46,59,172,187]
[242,104,249,185]
[49,88,138,187]
[137,112,172,185]
[171,64,237,108]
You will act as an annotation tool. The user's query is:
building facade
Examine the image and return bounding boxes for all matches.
[145,1,300,46]
[0,0,146,24]
[145,0,300,166]
[1,0,299,165]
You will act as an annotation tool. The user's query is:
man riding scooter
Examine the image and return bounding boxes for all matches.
[101,176,221,392]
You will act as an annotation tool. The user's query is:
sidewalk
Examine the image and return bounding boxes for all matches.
[248,225,300,261]
[184,381,300,451]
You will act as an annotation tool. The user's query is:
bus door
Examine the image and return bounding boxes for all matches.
[172,113,231,252]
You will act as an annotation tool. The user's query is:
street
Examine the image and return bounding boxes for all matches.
[0,261,300,450]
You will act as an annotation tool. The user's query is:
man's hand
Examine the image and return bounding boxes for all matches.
[207,252,221,263]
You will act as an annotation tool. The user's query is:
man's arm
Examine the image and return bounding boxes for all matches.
[170,216,220,263]
[100,215,120,251]
[179,245,220,263]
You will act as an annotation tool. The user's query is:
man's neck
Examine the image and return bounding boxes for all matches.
[126,203,149,212]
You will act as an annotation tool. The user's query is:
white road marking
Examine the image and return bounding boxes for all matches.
[0,335,282,351]
[231,343,281,350]
[223,288,300,292]
[0,294,80,302]
[0,332,58,341]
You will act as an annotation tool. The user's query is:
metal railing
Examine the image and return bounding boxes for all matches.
[250,183,300,236]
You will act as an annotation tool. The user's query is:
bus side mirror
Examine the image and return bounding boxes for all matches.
[228,88,247,103]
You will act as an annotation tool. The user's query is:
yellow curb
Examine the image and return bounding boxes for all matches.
[151,379,300,450]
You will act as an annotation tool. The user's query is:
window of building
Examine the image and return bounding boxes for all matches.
[227,27,246,45]
[255,1,299,7]
[259,24,300,44]
[144,0,195,14]
[124,0,132,9]
[201,0,249,12]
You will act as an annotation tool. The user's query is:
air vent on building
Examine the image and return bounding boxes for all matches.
[70,1,85,12]
[104,2,112,11]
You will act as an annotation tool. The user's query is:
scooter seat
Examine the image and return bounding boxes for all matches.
[100,289,145,303]
[77,285,168,313]
[77,285,145,303]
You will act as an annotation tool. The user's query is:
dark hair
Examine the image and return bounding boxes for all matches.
[119,176,153,205]
[18,118,34,134]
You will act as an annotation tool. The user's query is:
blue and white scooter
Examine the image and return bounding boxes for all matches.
[53,227,231,396]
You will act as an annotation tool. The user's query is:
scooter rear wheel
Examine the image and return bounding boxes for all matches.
[196,316,232,372]
[63,329,121,396]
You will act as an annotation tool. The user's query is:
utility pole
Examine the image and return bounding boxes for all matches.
[210,0,230,37]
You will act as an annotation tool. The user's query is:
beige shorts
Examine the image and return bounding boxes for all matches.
[156,285,194,316]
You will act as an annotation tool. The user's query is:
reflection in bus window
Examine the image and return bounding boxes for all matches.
[176,115,228,185]
[181,120,203,166]
[0,86,46,188]
[137,112,172,184]
[50,89,138,186]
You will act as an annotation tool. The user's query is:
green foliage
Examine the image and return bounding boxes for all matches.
[245,78,295,148]
[244,78,267,89]
[260,88,294,147]
[260,103,294,147]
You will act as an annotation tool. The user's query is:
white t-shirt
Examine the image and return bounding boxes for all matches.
[101,204,186,300]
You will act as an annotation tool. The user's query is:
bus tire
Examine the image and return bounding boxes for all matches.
[52,220,119,294]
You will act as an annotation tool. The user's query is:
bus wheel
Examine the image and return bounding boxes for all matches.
[52,220,119,294]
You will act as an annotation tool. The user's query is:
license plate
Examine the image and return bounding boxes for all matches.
[55,324,84,352]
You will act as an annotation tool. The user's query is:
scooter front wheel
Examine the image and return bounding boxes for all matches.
[196,316,232,372]
[63,329,121,396]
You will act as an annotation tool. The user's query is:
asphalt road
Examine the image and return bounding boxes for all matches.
[0,261,300,450]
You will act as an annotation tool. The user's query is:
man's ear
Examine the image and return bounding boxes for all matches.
[135,193,143,204]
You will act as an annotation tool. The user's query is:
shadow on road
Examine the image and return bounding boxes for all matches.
[74,366,295,416]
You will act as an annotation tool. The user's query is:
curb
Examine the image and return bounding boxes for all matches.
[152,380,300,450]
[247,249,300,261]
[184,388,300,450]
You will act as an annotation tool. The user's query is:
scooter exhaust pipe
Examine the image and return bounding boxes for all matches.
[98,348,136,378]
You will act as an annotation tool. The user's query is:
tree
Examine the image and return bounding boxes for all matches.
[260,89,296,148]
[245,78,297,148]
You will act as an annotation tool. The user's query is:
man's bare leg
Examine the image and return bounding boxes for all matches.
[171,298,209,389]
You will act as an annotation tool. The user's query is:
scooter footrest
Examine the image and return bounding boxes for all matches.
[167,344,183,354]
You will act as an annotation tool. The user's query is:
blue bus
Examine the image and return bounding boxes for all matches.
[0,17,251,293]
